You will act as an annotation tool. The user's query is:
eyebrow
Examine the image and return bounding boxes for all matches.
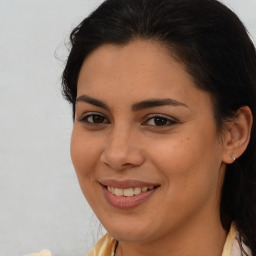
[76,95,188,111]
[132,98,188,111]
[76,95,110,111]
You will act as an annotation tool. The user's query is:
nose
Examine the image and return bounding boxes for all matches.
[100,126,145,171]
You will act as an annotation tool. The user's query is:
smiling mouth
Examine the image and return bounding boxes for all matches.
[106,186,156,197]
[100,182,159,209]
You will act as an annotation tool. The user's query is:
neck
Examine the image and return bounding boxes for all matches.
[116,215,228,256]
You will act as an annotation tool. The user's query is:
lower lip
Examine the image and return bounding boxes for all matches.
[102,186,158,209]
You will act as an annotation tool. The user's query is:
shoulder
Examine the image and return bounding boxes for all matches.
[25,249,52,256]
[87,233,117,256]
[231,232,252,256]
[222,223,252,256]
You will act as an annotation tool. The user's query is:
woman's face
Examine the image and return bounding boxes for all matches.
[71,40,226,243]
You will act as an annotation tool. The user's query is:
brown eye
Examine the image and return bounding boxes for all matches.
[154,117,168,126]
[144,115,177,127]
[80,113,109,124]
[90,115,105,123]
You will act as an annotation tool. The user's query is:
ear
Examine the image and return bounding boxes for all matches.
[222,106,253,164]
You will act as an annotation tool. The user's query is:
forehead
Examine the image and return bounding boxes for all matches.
[77,40,211,110]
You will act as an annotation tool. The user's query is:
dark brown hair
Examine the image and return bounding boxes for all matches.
[62,0,256,253]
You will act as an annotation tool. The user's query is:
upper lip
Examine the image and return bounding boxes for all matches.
[99,179,160,189]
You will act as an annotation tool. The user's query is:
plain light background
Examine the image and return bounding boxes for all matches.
[0,1,255,256]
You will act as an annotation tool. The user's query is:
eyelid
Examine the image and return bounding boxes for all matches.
[77,112,178,127]
[142,114,178,126]
[78,112,110,123]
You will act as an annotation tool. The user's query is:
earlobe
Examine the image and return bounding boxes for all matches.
[222,106,253,164]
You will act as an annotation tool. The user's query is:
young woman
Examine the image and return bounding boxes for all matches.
[62,0,256,255]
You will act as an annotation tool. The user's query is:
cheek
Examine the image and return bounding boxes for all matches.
[147,136,223,228]
[70,128,106,210]
[70,128,101,182]
[150,126,222,200]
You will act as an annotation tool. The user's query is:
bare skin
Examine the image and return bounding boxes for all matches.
[71,40,252,256]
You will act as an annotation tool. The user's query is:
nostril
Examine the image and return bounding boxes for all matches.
[100,139,145,171]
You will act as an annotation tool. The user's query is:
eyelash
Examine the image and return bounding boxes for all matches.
[143,114,178,127]
[79,112,177,128]
[79,113,109,125]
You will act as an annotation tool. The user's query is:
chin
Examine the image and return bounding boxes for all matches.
[101,217,157,242]
[110,228,152,243]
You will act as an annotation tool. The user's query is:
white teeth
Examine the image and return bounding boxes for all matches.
[124,188,133,196]
[134,187,142,194]
[142,187,148,192]
[107,186,155,197]
[115,188,124,196]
